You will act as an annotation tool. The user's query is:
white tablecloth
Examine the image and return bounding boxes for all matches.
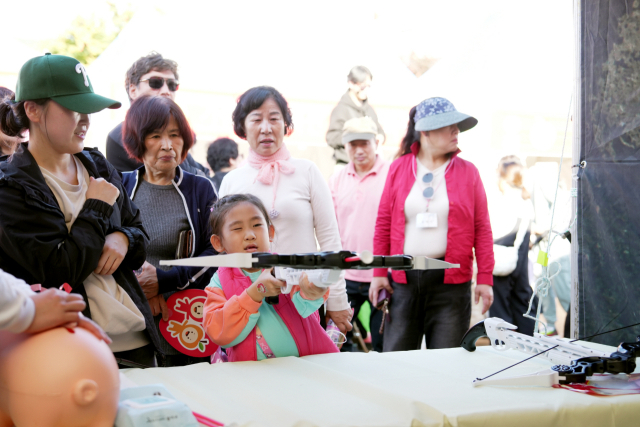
[122,344,640,427]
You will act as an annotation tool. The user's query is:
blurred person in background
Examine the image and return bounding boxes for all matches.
[326,66,385,165]
[106,52,208,176]
[0,87,26,157]
[370,97,494,351]
[220,86,352,334]
[543,249,571,336]
[121,95,218,367]
[206,137,242,191]
[329,116,390,352]
[489,156,537,336]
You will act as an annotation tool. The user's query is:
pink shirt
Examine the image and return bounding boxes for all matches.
[329,156,390,282]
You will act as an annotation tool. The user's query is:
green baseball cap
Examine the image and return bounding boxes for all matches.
[15,53,121,114]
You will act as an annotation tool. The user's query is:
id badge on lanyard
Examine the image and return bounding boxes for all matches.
[416,212,438,228]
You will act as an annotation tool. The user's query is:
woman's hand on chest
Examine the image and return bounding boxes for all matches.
[86,176,120,206]
[94,231,129,275]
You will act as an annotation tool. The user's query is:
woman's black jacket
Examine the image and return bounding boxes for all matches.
[0,144,162,350]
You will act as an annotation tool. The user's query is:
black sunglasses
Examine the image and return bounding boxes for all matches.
[140,77,180,92]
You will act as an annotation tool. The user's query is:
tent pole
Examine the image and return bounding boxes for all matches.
[570,0,582,340]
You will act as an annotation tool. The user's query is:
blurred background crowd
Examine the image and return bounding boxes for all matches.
[1,0,576,351]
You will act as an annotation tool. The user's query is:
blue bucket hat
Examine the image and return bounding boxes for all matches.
[414,97,477,133]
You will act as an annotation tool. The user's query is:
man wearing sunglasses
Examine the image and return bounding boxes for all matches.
[105,52,209,176]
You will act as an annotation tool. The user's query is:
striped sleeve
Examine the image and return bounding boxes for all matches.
[291,285,330,319]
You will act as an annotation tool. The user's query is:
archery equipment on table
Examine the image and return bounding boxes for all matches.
[461,317,640,387]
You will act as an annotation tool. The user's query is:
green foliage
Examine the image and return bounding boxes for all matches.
[48,2,133,65]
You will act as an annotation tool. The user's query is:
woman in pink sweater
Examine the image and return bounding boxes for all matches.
[370,97,495,351]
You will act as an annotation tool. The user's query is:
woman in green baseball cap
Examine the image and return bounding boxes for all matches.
[0,54,162,367]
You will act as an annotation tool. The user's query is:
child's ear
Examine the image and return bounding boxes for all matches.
[210,234,225,253]
[268,224,275,242]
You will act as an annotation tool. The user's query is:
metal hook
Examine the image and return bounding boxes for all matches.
[571,160,587,169]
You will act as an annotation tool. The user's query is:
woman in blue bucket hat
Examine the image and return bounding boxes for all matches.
[370,97,495,350]
[0,54,162,367]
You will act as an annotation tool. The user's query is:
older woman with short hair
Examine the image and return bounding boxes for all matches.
[219,86,352,333]
[121,95,217,366]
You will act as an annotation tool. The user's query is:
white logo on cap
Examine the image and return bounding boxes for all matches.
[75,63,89,87]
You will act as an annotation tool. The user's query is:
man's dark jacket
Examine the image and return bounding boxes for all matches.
[210,171,228,192]
[0,144,162,350]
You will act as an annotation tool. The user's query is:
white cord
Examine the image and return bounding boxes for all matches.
[524,94,573,333]
[524,260,562,334]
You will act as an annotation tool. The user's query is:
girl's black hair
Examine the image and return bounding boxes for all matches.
[209,194,272,237]
[395,105,420,159]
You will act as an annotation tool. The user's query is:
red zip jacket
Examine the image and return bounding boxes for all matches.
[373,142,494,285]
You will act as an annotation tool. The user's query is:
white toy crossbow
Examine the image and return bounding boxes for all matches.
[161,250,459,302]
[461,317,640,387]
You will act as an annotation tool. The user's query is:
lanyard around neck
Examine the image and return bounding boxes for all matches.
[412,155,453,211]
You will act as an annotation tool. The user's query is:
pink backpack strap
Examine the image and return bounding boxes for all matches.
[218,267,257,362]
[274,295,339,356]
[218,267,253,298]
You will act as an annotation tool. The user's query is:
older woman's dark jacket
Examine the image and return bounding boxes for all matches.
[122,166,218,294]
[0,144,162,349]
